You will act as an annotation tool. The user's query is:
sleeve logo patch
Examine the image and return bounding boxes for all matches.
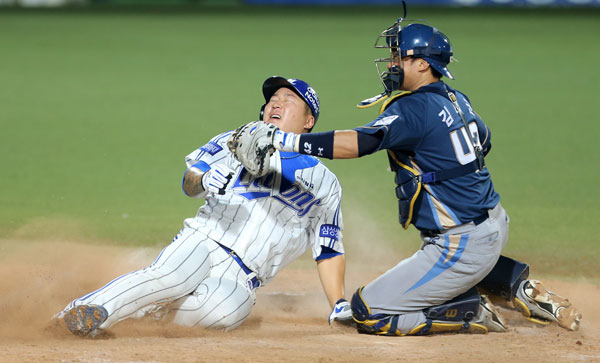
[320,224,340,240]
[373,115,398,126]
[200,141,223,155]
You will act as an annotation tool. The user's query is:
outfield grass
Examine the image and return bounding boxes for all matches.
[0,6,598,278]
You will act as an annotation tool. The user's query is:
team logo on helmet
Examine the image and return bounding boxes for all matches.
[304,87,320,115]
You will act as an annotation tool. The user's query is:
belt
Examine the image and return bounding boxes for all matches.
[421,209,491,235]
[217,243,261,290]
[472,211,489,226]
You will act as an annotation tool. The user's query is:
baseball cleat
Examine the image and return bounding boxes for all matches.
[63,304,108,337]
[514,280,582,331]
[473,295,508,333]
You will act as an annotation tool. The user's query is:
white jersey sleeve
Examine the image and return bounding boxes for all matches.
[298,167,344,259]
[183,131,234,198]
[185,131,234,169]
[182,134,344,286]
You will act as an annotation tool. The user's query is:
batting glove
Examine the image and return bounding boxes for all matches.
[201,164,235,195]
[328,298,354,326]
[272,128,299,153]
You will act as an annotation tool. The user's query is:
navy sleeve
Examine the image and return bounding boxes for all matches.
[354,97,426,151]
[479,120,492,156]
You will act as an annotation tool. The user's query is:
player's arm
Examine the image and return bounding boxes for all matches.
[274,129,381,159]
[182,162,235,198]
[316,251,353,326]
[311,180,353,326]
[182,133,238,198]
[182,163,209,198]
[479,121,492,156]
[316,251,346,308]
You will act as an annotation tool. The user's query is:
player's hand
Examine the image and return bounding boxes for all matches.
[271,128,299,153]
[328,298,354,326]
[201,164,234,195]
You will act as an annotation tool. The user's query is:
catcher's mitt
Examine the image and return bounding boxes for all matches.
[227,121,277,177]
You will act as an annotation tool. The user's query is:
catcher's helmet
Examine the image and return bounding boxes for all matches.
[260,76,320,131]
[375,21,454,93]
[396,24,454,79]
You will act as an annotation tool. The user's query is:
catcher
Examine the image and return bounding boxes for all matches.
[56,76,353,337]
[228,19,582,336]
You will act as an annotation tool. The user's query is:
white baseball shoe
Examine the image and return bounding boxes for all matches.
[63,304,108,337]
[513,279,582,331]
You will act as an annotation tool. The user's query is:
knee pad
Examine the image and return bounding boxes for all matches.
[478,255,529,301]
[351,287,401,336]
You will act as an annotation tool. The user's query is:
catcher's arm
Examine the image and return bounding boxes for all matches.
[230,120,370,160]
[273,129,379,159]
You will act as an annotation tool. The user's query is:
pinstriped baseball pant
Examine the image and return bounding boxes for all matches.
[61,227,256,331]
[361,203,509,334]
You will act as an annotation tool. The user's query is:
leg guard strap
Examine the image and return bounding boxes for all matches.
[411,287,485,335]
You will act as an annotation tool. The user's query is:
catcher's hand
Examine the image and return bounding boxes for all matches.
[227,121,277,177]
[328,298,355,326]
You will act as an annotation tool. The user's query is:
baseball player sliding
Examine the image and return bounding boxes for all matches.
[229,16,582,335]
[55,76,353,337]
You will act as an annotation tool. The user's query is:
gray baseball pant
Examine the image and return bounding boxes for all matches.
[361,203,509,334]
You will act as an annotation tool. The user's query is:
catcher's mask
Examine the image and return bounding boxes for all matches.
[259,76,320,132]
[375,21,455,94]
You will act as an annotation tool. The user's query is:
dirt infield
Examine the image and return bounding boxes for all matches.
[1,239,598,362]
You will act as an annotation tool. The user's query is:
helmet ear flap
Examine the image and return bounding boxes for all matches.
[259,104,266,121]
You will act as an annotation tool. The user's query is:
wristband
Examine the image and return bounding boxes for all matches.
[297,131,335,159]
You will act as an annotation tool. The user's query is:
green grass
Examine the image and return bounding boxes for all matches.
[1,6,598,279]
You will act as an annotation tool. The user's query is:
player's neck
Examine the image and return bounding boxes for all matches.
[406,76,440,91]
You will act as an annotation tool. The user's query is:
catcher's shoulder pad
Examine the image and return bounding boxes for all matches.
[378,91,412,115]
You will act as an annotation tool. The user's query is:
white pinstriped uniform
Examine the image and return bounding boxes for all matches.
[58,131,344,331]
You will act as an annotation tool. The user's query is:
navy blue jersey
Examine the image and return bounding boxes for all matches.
[355,81,499,231]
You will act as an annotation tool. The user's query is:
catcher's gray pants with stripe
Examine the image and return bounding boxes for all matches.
[361,203,509,334]
[61,227,257,331]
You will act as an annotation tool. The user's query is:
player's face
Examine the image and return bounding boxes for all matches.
[263,87,314,134]
[391,56,424,91]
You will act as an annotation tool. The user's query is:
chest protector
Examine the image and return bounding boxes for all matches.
[379,91,485,230]
[388,149,422,230]
[378,92,421,230]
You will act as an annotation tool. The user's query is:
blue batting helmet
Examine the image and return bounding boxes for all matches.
[261,76,320,122]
